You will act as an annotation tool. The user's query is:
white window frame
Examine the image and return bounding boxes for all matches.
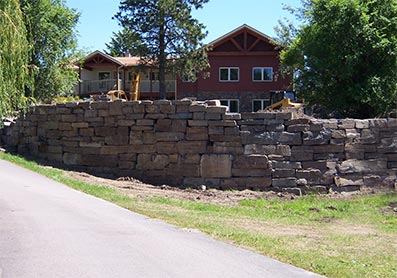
[252,99,271,112]
[220,99,240,113]
[219,67,239,82]
[252,67,273,82]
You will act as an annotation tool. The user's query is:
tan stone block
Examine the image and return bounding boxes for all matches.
[63,152,82,165]
[105,135,129,146]
[209,134,240,142]
[71,122,89,128]
[188,120,208,127]
[128,144,156,153]
[156,132,185,142]
[155,119,172,131]
[79,128,94,137]
[59,122,72,131]
[201,154,232,178]
[208,126,224,135]
[156,142,177,154]
[143,132,157,144]
[109,100,123,116]
[145,104,160,113]
[100,145,129,155]
[176,141,207,154]
[118,161,136,169]
[95,127,116,137]
[220,177,272,189]
[136,119,154,126]
[61,114,77,122]
[180,154,201,164]
[80,141,102,148]
[118,120,135,126]
[186,127,208,141]
[232,168,272,177]
[137,154,169,170]
[160,103,175,114]
[233,155,269,169]
[171,120,187,132]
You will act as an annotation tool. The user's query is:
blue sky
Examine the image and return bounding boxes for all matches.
[65,0,302,53]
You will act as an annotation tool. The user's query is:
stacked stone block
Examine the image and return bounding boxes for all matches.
[1,100,396,193]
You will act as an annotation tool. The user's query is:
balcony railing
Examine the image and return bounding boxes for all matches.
[80,79,176,95]
[125,80,176,94]
[81,79,119,94]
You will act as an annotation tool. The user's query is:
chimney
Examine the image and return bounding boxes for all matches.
[125,50,131,57]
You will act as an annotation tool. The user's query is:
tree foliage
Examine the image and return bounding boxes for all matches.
[0,0,31,119]
[20,0,80,100]
[280,0,397,118]
[114,0,210,99]
[105,28,142,57]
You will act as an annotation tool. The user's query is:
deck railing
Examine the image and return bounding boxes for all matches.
[81,79,119,94]
[81,79,176,95]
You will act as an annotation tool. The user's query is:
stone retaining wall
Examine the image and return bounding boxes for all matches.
[2,99,396,194]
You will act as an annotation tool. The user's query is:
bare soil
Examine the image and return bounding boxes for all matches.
[63,169,374,206]
[64,170,301,205]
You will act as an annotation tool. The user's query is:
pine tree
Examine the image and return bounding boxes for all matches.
[114,0,210,99]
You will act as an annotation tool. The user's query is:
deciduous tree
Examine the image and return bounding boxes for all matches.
[280,0,397,118]
[114,0,210,99]
[0,0,31,119]
[21,0,80,100]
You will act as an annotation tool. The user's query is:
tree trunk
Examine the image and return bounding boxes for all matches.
[158,16,166,100]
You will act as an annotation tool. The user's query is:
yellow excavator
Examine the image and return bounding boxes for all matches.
[106,73,141,101]
[266,91,302,110]
[130,73,140,101]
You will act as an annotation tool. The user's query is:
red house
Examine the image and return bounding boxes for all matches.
[177,24,292,112]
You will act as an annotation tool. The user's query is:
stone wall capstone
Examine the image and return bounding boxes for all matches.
[2,99,396,194]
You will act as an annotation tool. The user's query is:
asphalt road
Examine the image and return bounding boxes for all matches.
[0,159,323,278]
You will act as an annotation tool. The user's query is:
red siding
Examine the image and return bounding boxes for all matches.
[178,53,291,94]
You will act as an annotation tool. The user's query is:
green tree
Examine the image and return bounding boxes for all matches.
[105,28,142,57]
[21,0,80,100]
[0,0,31,119]
[280,0,397,118]
[114,0,210,99]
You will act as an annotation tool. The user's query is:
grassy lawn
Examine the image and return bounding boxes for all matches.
[1,152,396,278]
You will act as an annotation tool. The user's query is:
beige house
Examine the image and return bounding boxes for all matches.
[76,50,176,99]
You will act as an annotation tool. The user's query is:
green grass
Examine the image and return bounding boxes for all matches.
[1,152,397,278]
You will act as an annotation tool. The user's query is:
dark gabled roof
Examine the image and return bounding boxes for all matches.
[208,24,280,53]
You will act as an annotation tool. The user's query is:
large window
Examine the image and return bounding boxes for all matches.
[98,72,111,80]
[219,67,239,82]
[252,67,273,82]
[252,99,271,112]
[220,99,239,113]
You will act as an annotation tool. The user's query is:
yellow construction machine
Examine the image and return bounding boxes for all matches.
[130,73,140,101]
[106,73,141,101]
[266,91,302,110]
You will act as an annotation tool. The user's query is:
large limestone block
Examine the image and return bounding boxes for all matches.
[201,154,232,178]
[63,153,82,165]
[233,154,270,169]
[137,154,169,170]
[337,159,387,174]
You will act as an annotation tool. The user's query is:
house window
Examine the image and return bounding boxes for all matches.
[220,99,239,113]
[151,72,159,81]
[252,67,273,82]
[252,99,271,112]
[219,67,239,82]
[98,72,111,80]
